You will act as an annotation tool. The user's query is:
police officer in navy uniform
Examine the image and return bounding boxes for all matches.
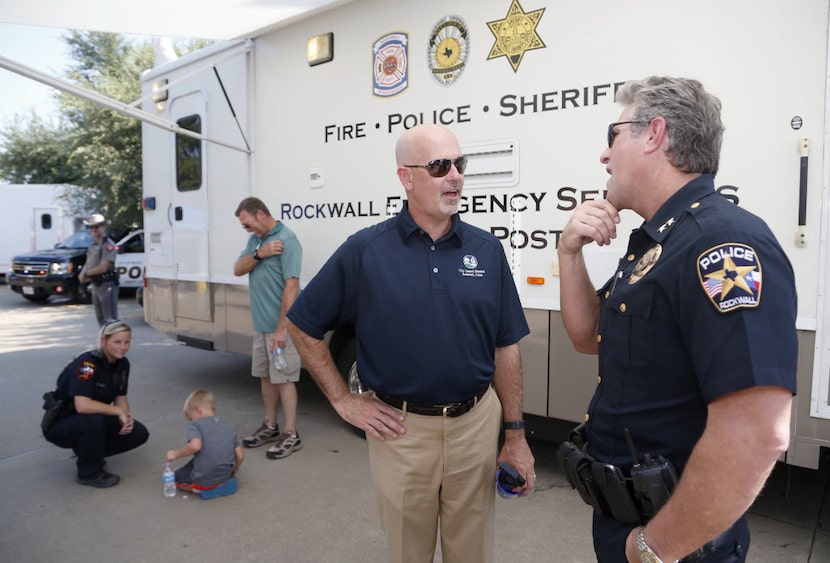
[78,213,119,326]
[558,76,797,562]
[44,320,149,488]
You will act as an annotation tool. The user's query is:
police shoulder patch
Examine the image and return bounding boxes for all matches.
[77,361,96,381]
[104,242,115,251]
[696,243,762,313]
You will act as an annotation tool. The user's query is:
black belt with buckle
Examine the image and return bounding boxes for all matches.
[376,386,489,418]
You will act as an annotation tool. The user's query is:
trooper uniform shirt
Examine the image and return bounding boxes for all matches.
[587,174,798,474]
[85,237,118,280]
[57,349,129,407]
[586,174,798,560]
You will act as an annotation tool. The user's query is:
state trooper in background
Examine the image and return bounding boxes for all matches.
[78,213,119,326]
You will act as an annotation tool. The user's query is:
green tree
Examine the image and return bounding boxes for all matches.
[0,32,210,236]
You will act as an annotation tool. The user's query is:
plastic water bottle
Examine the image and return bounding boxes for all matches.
[273,347,287,371]
[163,462,176,498]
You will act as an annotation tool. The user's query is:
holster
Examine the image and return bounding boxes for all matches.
[91,270,119,286]
[41,391,69,434]
[557,441,642,523]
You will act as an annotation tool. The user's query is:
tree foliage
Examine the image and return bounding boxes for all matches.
[0,32,210,235]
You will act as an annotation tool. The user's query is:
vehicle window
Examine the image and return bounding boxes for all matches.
[176,114,202,191]
[119,233,144,253]
[56,231,94,249]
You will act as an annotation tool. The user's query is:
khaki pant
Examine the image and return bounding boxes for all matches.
[367,386,502,563]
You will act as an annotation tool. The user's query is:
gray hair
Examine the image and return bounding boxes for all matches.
[616,76,724,175]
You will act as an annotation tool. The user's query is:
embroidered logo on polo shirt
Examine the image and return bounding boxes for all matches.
[697,243,762,313]
[77,361,96,381]
[460,255,485,277]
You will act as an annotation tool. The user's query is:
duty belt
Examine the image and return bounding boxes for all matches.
[376,385,489,417]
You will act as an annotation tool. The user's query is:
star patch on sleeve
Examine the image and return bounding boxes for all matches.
[697,243,762,313]
[77,361,96,381]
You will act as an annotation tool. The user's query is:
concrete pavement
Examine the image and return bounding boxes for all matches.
[0,285,827,562]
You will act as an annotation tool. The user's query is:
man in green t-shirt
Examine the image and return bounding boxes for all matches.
[233,197,303,459]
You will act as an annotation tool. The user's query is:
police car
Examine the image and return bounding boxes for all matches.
[114,229,144,290]
[8,229,144,302]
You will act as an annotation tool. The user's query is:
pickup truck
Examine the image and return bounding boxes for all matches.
[8,229,144,303]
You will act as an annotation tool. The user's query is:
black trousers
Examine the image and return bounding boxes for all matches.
[45,413,149,479]
[592,512,750,562]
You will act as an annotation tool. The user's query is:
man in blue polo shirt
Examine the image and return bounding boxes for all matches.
[558,76,797,562]
[234,197,303,460]
[288,124,535,563]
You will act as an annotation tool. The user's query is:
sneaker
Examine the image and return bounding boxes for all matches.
[266,433,302,459]
[78,469,120,488]
[242,422,280,448]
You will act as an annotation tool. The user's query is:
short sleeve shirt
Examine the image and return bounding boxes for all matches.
[186,416,241,487]
[288,201,529,405]
[240,222,302,333]
[57,350,129,405]
[86,237,117,271]
[586,175,798,474]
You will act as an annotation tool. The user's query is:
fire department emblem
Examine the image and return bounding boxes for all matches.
[697,243,762,313]
[373,32,409,97]
[428,15,470,87]
[486,0,546,73]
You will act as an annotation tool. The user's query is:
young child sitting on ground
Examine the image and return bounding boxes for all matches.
[166,390,244,500]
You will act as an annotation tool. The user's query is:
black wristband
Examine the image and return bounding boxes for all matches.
[252,249,263,261]
[503,420,526,430]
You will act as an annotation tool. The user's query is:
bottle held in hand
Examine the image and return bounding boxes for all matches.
[273,347,287,372]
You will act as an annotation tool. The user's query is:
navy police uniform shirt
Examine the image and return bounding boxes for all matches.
[57,349,130,407]
[587,174,798,476]
[288,201,529,405]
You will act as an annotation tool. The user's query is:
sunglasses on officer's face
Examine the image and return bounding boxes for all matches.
[403,156,468,177]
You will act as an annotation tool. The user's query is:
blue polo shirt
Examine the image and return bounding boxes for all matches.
[241,221,302,333]
[587,174,798,477]
[288,202,529,405]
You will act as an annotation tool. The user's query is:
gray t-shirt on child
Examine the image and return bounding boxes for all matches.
[187,416,241,487]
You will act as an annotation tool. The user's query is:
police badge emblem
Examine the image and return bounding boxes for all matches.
[428,15,470,87]
[78,361,96,381]
[697,243,762,313]
[628,244,662,285]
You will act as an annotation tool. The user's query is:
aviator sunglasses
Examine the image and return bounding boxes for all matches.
[403,155,468,177]
[607,120,649,148]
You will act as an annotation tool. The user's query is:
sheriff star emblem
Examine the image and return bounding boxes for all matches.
[487,0,546,73]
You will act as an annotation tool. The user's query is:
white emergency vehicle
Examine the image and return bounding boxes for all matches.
[8,0,826,467]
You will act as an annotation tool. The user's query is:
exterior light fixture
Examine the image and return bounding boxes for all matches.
[307,32,334,66]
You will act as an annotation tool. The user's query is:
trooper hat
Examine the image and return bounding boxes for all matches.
[83,213,107,227]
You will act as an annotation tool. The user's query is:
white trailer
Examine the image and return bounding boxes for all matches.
[0,184,82,282]
[139,0,830,468]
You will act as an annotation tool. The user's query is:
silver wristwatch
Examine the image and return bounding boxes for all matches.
[636,528,668,563]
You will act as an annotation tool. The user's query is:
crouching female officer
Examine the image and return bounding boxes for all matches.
[44,320,149,488]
